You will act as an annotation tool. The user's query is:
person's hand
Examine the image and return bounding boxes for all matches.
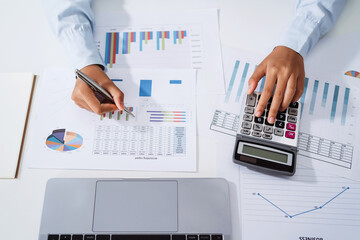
[247,46,305,124]
[71,64,125,115]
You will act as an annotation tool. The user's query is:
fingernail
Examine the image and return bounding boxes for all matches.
[255,111,261,117]
[247,82,254,94]
[269,117,275,123]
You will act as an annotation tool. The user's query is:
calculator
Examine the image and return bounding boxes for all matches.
[233,92,301,175]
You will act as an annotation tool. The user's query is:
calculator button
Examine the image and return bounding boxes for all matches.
[288,108,298,116]
[254,117,264,124]
[266,103,271,110]
[261,111,265,117]
[289,102,299,108]
[265,119,274,126]
[244,106,254,114]
[241,129,251,135]
[252,131,262,137]
[286,123,296,131]
[253,124,263,132]
[246,93,256,107]
[263,126,273,134]
[242,122,252,129]
[275,120,285,129]
[276,113,286,121]
[285,131,295,139]
[279,109,287,114]
[274,129,284,136]
[287,116,297,123]
[262,133,272,140]
[60,236,71,240]
[243,114,253,122]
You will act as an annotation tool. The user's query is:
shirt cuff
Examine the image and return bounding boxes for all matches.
[276,12,321,59]
[58,24,105,70]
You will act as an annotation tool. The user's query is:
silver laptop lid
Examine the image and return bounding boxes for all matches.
[39,178,232,240]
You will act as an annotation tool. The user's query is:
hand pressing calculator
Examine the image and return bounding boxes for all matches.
[233,92,301,175]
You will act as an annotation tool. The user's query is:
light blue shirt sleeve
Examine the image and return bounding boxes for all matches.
[43,0,104,70]
[277,0,347,58]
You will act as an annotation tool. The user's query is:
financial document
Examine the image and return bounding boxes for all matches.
[25,68,197,172]
[94,9,224,94]
[239,165,360,240]
[210,47,360,180]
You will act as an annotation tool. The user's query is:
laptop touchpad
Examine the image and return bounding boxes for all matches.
[93,180,178,232]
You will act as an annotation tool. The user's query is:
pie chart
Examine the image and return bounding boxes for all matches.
[46,129,83,152]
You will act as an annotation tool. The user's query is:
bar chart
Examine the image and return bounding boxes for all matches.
[102,29,189,68]
[224,59,353,126]
[147,111,187,123]
[100,107,135,122]
[300,78,351,125]
[104,32,119,68]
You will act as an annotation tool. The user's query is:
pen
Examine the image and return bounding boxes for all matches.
[75,69,135,118]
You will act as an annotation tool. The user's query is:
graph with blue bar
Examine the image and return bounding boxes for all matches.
[299,79,350,125]
[102,29,189,65]
[170,80,182,84]
[139,80,152,97]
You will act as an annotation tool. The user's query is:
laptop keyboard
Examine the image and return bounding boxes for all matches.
[47,234,223,240]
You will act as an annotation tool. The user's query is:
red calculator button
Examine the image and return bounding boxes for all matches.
[286,123,296,131]
[285,131,295,139]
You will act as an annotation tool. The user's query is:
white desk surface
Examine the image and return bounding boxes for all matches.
[0,0,359,239]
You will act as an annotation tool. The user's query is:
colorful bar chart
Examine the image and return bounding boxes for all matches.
[139,80,152,97]
[122,32,136,54]
[173,30,187,44]
[139,31,153,51]
[126,107,134,121]
[147,111,187,122]
[156,31,170,50]
[105,32,119,68]
[100,107,134,121]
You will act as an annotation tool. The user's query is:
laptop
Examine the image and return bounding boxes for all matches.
[39,178,232,240]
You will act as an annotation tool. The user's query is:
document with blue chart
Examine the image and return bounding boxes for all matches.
[25,68,196,172]
[94,9,224,94]
[210,47,360,180]
[239,165,360,240]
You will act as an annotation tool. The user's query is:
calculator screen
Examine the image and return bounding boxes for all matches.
[242,144,288,164]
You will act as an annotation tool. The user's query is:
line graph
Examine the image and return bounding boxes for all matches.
[257,187,350,218]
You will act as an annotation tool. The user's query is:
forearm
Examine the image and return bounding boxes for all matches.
[277,0,347,58]
[43,0,104,69]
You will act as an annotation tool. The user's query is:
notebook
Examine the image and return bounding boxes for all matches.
[0,73,35,178]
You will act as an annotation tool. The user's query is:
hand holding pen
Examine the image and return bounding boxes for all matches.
[72,65,134,117]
